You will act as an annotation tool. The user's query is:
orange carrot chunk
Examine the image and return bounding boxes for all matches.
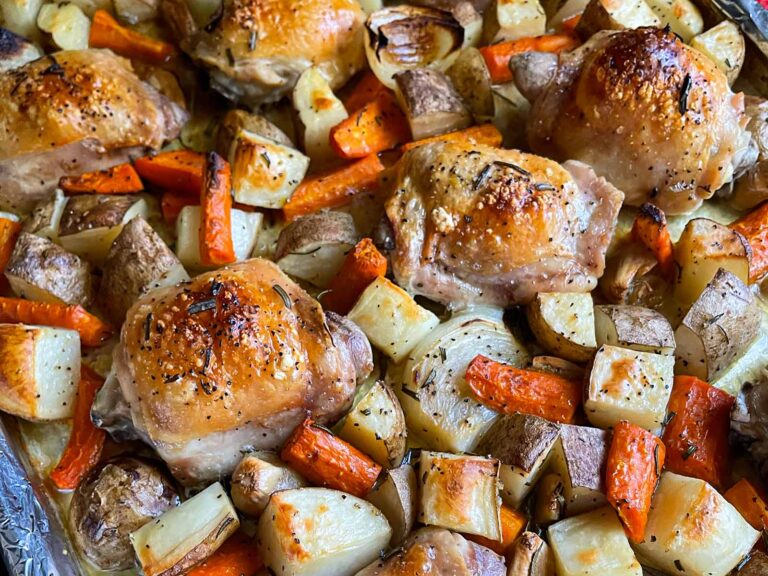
[323,238,387,315]
[330,92,411,159]
[283,154,385,221]
[89,10,174,65]
[0,297,112,346]
[161,190,198,225]
[606,420,665,544]
[731,201,768,283]
[479,34,580,84]
[343,72,389,112]
[631,203,675,280]
[465,355,582,424]
[49,365,106,491]
[465,504,526,555]
[0,217,21,290]
[186,531,263,576]
[280,417,382,498]
[401,124,503,153]
[59,163,144,195]
[134,150,206,196]
[661,375,734,488]
[724,478,768,531]
[199,151,235,267]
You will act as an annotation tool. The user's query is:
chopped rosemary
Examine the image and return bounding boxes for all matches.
[534,182,556,192]
[261,152,271,168]
[679,74,691,115]
[144,312,153,341]
[653,443,661,477]
[494,160,531,178]
[248,30,258,51]
[439,346,446,362]
[203,346,212,372]
[164,374,182,384]
[210,279,223,296]
[310,422,334,435]
[662,411,676,427]
[273,284,292,308]
[682,443,697,460]
[472,164,493,190]
[401,385,419,401]
[188,299,217,314]
[422,369,437,389]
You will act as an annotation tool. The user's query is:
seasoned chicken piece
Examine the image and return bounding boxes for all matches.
[385,142,624,308]
[163,0,366,107]
[102,258,372,485]
[0,49,187,213]
[524,27,750,214]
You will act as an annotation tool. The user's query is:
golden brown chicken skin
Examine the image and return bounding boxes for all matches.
[527,27,749,214]
[385,142,624,308]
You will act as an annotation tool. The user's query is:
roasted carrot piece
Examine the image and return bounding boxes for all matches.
[59,163,144,195]
[199,151,235,267]
[323,238,387,315]
[161,190,197,225]
[401,124,503,152]
[283,154,385,221]
[661,375,734,488]
[631,203,675,279]
[330,92,411,159]
[0,217,21,290]
[725,478,768,531]
[559,14,582,32]
[134,150,206,196]
[731,201,768,282]
[280,417,382,498]
[89,10,174,65]
[0,297,112,346]
[49,365,106,490]
[466,504,526,555]
[465,355,582,424]
[606,420,665,543]
[479,33,580,84]
[343,72,388,112]
[186,531,263,576]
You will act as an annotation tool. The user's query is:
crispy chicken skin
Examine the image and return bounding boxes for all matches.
[164,0,366,106]
[111,258,372,484]
[527,27,749,214]
[385,141,624,308]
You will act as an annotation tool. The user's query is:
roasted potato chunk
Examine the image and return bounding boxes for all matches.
[293,67,348,164]
[690,21,745,85]
[366,464,417,546]
[230,452,305,517]
[483,0,546,43]
[594,305,675,355]
[576,0,660,38]
[527,292,597,362]
[550,424,609,516]
[447,47,494,122]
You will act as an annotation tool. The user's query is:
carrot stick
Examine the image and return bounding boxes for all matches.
[161,190,197,225]
[480,34,580,84]
[466,504,526,555]
[465,355,582,424]
[323,238,387,315]
[661,375,734,488]
[630,203,675,280]
[724,478,768,531]
[606,420,665,544]
[0,297,113,346]
[0,217,21,290]
[283,154,384,221]
[134,150,206,196]
[280,417,382,498]
[49,365,106,491]
[186,531,263,576]
[401,123,503,153]
[89,10,174,65]
[199,152,235,267]
[59,163,144,195]
[731,201,768,283]
[330,92,411,159]
[343,72,389,112]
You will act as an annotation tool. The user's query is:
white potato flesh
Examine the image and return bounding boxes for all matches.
[594,305,675,355]
[549,507,642,576]
[366,464,417,546]
[419,451,501,540]
[24,188,67,241]
[644,0,702,41]
[348,276,439,362]
[550,424,609,516]
[1,0,45,40]
[635,473,758,576]
[484,0,546,43]
[175,206,263,271]
[131,482,239,576]
[293,67,348,164]
[527,292,597,362]
[550,0,590,28]
[585,345,674,433]
[258,488,391,576]
[578,0,660,33]
[229,129,309,209]
[36,2,90,49]
[691,21,745,85]
[357,0,382,14]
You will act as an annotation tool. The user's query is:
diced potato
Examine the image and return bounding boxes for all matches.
[483,0,546,43]
[526,292,597,362]
[476,413,560,508]
[550,424,609,516]
[358,0,382,14]
[576,0,660,38]
[550,0,589,29]
[258,487,392,576]
[338,381,407,468]
[1,0,45,40]
[419,451,501,540]
[23,188,67,241]
[594,305,675,355]
[36,2,90,50]
[293,67,348,164]
[229,129,309,209]
[508,531,556,576]
[348,276,439,362]
[447,47,495,122]
[230,452,305,517]
[644,0,702,42]
[691,21,745,85]
[114,0,159,24]
[175,205,263,271]
[635,473,759,576]
[0,325,80,421]
[131,482,239,576]
[585,345,674,433]
[548,507,642,576]
[366,464,417,546]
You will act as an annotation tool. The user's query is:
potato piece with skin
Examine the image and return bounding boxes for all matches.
[483,0,546,43]
[5,232,93,307]
[114,0,159,24]
[216,109,293,155]
[23,188,67,241]
[293,67,348,164]
[447,47,494,122]
[527,292,597,362]
[675,268,760,382]
[691,21,745,85]
[230,452,305,517]
[550,424,609,516]
[507,532,555,576]
[734,551,768,576]
[36,2,90,50]
[550,0,589,28]
[475,413,560,508]
[585,345,674,433]
[419,451,501,540]
[0,27,42,73]
[258,487,392,576]
[1,0,45,41]
[575,0,660,39]
[594,305,675,355]
[644,0,702,42]
[0,324,80,421]
[548,507,642,576]
[366,464,417,546]
[635,473,759,576]
[394,69,471,141]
